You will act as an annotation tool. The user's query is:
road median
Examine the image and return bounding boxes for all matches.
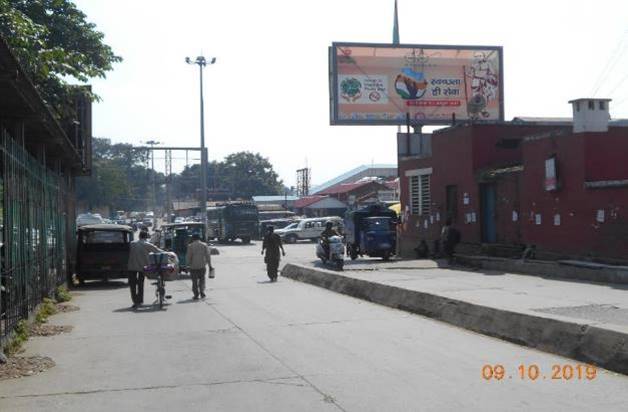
[281,263,628,375]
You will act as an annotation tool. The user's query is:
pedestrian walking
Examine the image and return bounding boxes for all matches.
[127,230,164,309]
[441,218,461,263]
[186,233,214,299]
[261,226,285,282]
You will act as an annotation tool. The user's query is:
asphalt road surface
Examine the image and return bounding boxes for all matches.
[1,243,627,411]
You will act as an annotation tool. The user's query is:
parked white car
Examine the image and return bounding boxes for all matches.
[76,213,104,227]
[275,216,343,243]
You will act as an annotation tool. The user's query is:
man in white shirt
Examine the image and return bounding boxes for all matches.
[185,233,214,299]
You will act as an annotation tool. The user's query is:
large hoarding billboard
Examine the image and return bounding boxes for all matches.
[329,42,504,125]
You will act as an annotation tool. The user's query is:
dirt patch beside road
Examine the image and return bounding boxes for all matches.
[0,356,55,380]
[56,303,80,313]
[30,324,73,336]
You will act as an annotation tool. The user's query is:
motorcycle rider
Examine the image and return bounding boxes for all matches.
[320,221,340,259]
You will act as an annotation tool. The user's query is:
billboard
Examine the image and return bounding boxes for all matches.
[329,42,504,125]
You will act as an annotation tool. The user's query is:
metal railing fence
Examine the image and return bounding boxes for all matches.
[0,125,67,346]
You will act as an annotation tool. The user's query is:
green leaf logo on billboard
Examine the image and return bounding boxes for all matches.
[340,77,362,102]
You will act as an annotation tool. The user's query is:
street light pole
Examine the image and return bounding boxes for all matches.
[144,140,160,213]
[186,55,216,231]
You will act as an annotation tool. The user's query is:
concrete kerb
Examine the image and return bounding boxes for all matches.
[455,255,628,285]
[281,263,628,376]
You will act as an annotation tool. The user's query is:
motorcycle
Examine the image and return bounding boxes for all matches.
[316,235,345,270]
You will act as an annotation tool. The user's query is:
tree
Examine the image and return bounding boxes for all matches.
[172,152,284,200]
[0,0,121,118]
[219,152,284,198]
[76,138,164,213]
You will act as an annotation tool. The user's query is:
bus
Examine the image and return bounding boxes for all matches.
[207,202,259,244]
[258,210,296,221]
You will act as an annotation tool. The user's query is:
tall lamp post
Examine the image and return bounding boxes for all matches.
[186,55,216,230]
[142,140,160,213]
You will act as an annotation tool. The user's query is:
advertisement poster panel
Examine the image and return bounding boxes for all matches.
[330,42,504,125]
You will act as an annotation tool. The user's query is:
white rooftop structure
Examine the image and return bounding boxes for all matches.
[568,98,612,133]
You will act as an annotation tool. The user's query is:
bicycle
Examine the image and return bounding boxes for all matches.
[144,252,175,309]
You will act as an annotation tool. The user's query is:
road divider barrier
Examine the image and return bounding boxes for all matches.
[281,263,628,376]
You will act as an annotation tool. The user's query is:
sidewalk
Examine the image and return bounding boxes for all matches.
[281,260,628,375]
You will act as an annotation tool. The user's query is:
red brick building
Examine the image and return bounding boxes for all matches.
[398,100,628,262]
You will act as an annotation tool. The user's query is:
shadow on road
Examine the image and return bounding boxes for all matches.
[74,280,128,290]
[113,304,168,313]
[343,258,394,266]
[311,261,345,272]
[176,298,203,304]
[209,241,258,248]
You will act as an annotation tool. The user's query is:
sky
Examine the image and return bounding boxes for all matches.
[74,0,628,187]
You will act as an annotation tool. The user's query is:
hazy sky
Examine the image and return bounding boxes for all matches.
[74,0,628,187]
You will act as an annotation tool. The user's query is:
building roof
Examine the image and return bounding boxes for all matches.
[610,119,628,127]
[0,34,84,169]
[512,117,572,125]
[305,197,347,209]
[311,164,397,194]
[294,196,328,209]
[568,98,612,103]
[382,178,399,190]
[511,116,628,127]
[318,181,373,195]
[172,201,200,211]
[252,195,298,202]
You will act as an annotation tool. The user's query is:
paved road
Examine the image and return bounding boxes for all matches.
[1,243,627,411]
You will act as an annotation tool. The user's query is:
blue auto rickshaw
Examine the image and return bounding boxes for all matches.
[344,205,397,261]
[159,222,206,271]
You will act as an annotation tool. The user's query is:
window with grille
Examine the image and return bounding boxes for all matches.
[410,176,420,214]
[409,172,431,215]
[419,174,431,215]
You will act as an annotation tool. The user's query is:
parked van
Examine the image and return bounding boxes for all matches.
[76,224,133,283]
[275,216,343,243]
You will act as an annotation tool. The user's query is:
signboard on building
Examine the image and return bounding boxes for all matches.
[329,42,504,125]
[545,155,558,191]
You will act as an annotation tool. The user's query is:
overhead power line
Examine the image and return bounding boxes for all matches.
[590,29,628,97]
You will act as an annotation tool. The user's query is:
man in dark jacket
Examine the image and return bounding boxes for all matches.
[441,218,460,263]
[261,226,285,282]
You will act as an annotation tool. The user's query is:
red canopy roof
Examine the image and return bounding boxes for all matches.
[294,196,328,208]
[317,181,374,195]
